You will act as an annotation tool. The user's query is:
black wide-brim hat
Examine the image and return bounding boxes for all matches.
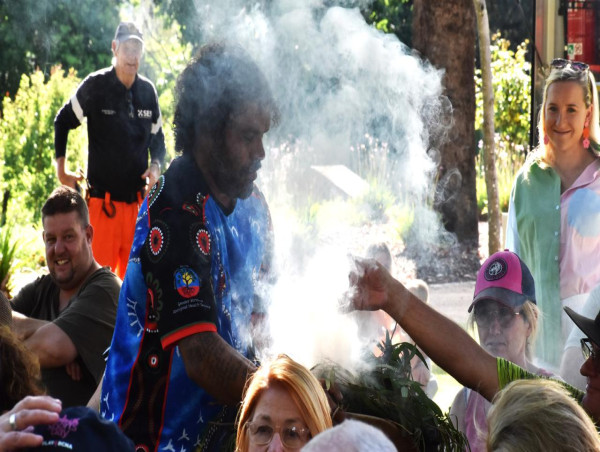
[564,306,600,347]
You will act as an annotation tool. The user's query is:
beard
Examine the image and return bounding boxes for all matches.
[209,149,260,200]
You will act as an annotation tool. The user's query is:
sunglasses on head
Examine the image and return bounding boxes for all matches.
[551,58,589,72]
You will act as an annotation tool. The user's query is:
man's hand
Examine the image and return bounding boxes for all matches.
[55,157,83,189]
[65,361,82,381]
[142,161,161,193]
[0,395,62,450]
[346,257,396,313]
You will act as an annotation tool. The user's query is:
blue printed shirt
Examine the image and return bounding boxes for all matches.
[101,154,272,451]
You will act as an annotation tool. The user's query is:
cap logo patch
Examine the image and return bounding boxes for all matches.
[485,258,507,281]
[48,415,79,438]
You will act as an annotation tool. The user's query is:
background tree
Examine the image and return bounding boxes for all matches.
[474,0,501,254]
[362,0,413,47]
[412,0,478,244]
[0,0,121,98]
[362,0,533,57]
[0,67,86,226]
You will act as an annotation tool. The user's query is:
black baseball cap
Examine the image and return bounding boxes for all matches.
[114,22,143,43]
[564,306,600,348]
[27,406,134,451]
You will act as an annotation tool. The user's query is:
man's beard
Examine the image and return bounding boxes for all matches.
[210,152,258,200]
[50,265,75,289]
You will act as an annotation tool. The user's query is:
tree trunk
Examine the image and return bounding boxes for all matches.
[412,0,478,245]
[0,190,9,227]
[473,0,502,255]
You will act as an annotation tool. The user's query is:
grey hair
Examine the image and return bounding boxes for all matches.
[301,419,396,452]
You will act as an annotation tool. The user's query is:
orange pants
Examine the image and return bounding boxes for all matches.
[89,195,140,280]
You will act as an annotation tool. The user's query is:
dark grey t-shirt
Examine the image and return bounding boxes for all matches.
[12,267,120,406]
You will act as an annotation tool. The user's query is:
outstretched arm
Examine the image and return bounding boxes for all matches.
[349,258,500,401]
[179,332,257,405]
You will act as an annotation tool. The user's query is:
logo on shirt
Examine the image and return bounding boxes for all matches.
[101,109,116,115]
[195,229,211,256]
[174,266,200,298]
[149,226,164,256]
[137,109,152,119]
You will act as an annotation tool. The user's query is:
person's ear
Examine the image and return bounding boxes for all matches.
[586,105,593,123]
[85,223,94,244]
[111,40,117,56]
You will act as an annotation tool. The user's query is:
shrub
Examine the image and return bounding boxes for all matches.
[475,34,530,214]
[0,66,86,225]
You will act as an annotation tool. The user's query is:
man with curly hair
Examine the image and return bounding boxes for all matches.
[101,44,276,451]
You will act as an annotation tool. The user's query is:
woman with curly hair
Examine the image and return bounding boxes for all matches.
[0,326,45,412]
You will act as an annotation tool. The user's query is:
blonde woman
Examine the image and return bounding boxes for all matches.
[450,251,552,452]
[487,379,600,452]
[506,59,600,378]
[236,354,332,451]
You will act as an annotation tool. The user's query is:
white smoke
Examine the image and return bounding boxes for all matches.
[188,1,449,369]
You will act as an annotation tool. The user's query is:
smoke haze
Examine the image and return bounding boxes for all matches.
[176,1,451,369]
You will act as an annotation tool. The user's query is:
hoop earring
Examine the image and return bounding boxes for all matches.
[583,119,590,149]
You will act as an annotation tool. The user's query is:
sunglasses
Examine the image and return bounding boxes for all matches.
[550,58,589,72]
[581,338,600,371]
[473,303,522,329]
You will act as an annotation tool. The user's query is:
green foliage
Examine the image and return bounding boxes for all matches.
[0,67,87,225]
[11,224,46,274]
[315,332,469,451]
[0,225,18,293]
[153,0,204,51]
[361,0,413,47]
[355,183,397,223]
[139,14,192,163]
[475,34,531,150]
[0,0,120,99]
[475,34,530,214]
[387,203,415,242]
[476,135,524,215]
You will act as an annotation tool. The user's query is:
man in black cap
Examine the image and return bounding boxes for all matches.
[54,21,166,280]
[348,255,600,422]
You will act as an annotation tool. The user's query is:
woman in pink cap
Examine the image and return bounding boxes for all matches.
[449,250,553,452]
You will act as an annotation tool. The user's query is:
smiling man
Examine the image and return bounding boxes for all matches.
[11,187,120,407]
[54,21,166,280]
[100,44,277,451]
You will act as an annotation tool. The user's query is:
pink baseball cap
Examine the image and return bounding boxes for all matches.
[468,250,536,312]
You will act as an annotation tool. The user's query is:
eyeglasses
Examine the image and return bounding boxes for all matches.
[581,338,600,371]
[551,58,589,72]
[473,303,521,329]
[245,421,311,449]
